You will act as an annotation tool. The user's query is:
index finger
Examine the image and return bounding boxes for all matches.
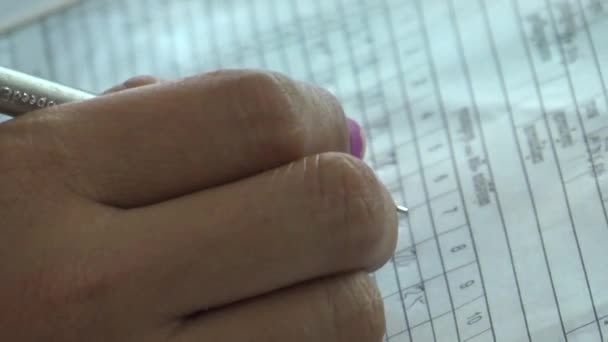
[5,70,355,207]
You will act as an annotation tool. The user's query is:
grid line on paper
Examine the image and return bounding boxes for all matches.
[407,223,467,249]
[312,0,340,91]
[54,11,69,84]
[567,313,608,336]
[165,0,181,76]
[248,0,267,69]
[383,260,478,301]
[125,0,139,75]
[207,0,222,68]
[185,0,200,72]
[337,0,436,339]
[393,157,451,186]
[296,0,394,291]
[284,0,412,312]
[366,119,445,151]
[444,0,532,340]
[166,0,180,75]
[1,31,13,68]
[187,1,204,76]
[381,0,464,339]
[407,189,458,212]
[389,294,487,338]
[336,0,444,339]
[41,19,57,81]
[345,2,417,341]
[104,1,121,81]
[543,0,606,337]
[267,0,289,73]
[230,0,248,68]
[462,328,492,342]
[414,0,496,340]
[512,0,602,336]
[567,315,606,336]
[583,123,608,138]
[274,4,297,88]
[574,0,608,113]
[544,0,608,224]
[6,31,15,72]
[380,5,448,342]
[227,0,242,68]
[84,1,102,90]
[477,0,568,339]
[358,0,435,339]
[292,1,315,82]
[78,2,100,91]
[141,1,157,79]
[374,2,423,340]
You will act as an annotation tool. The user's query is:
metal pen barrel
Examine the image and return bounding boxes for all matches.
[0,65,93,117]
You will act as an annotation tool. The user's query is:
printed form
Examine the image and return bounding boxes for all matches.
[0,0,606,340]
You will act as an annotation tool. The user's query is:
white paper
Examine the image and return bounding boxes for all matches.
[1,0,607,340]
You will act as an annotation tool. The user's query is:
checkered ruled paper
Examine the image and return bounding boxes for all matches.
[1,0,607,340]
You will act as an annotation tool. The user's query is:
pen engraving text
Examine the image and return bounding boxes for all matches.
[0,86,56,108]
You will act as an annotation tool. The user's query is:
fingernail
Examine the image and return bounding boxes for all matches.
[347,118,365,159]
[123,75,160,88]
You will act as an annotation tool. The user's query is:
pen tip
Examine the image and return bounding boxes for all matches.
[396,205,409,214]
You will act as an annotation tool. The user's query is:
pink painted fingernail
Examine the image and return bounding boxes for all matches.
[347,118,365,159]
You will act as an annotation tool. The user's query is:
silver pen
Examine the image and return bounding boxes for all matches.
[0,65,93,117]
[0,65,409,214]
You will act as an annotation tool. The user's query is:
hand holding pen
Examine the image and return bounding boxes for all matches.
[0,66,403,341]
[0,65,409,217]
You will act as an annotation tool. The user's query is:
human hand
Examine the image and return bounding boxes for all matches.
[0,70,398,341]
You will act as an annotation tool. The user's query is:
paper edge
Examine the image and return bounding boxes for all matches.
[0,0,81,34]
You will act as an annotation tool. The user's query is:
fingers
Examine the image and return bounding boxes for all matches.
[7,70,351,207]
[111,152,397,316]
[172,272,385,342]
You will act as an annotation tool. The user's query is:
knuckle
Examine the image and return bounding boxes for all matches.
[236,70,298,119]
[316,152,389,261]
[310,84,344,120]
[226,70,308,159]
[304,85,350,151]
[324,273,385,341]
